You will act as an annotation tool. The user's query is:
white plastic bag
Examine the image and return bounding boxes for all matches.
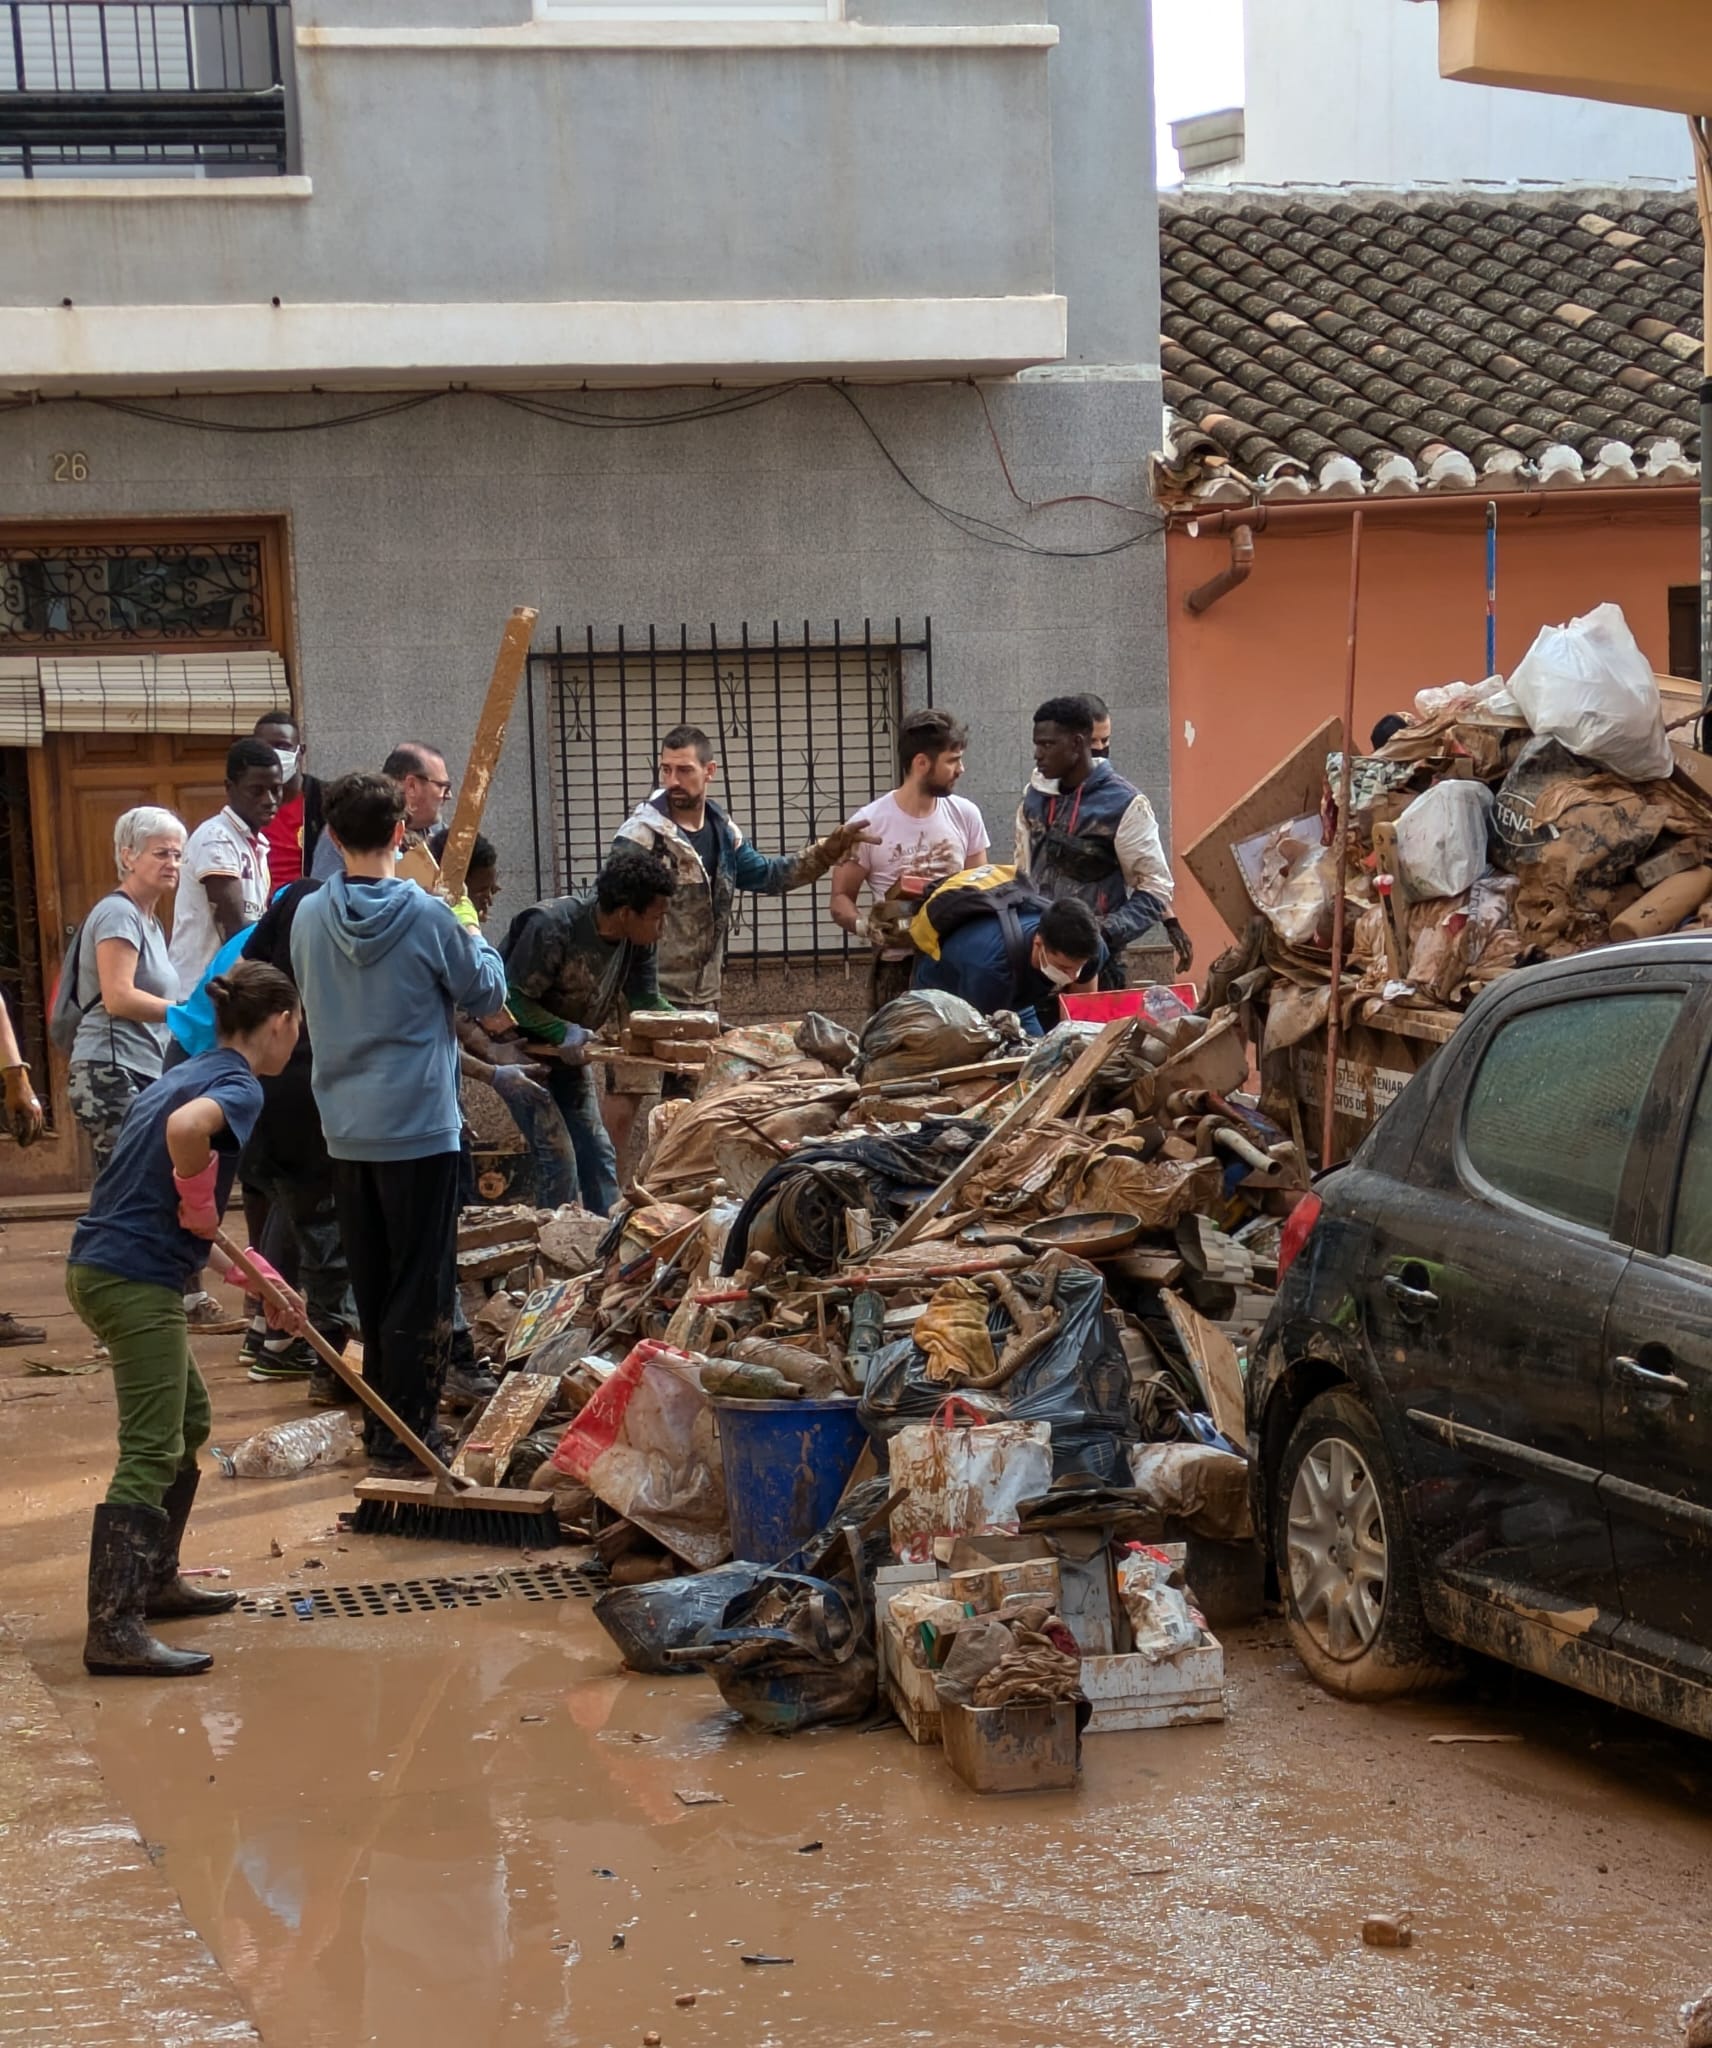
[1412,674,1506,721]
[886,1414,1052,1563]
[1392,780,1494,904]
[1506,603,1672,781]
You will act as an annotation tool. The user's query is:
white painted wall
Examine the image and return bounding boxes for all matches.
[1190,0,1690,187]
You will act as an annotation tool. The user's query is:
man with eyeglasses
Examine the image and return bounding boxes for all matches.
[310,741,452,880]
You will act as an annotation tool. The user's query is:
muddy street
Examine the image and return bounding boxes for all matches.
[0,1219,1706,2048]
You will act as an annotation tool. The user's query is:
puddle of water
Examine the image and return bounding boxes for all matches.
[47,1606,1708,2048]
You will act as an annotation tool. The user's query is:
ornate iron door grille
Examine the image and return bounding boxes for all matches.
[529,620,930,974]
[0,537,268,643]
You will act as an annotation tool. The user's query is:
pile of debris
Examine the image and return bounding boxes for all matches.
[402,975,1302,1785]
[1191,601,1712,1154]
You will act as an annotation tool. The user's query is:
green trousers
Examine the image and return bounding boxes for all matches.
[66,1263,211,1510]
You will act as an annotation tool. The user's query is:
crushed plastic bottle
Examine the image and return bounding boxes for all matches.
[228,1409,363,1479]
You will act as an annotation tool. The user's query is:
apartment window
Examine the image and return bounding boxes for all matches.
[533,619,929,968]
[0,538,269,643]
[1670,585,1701,683]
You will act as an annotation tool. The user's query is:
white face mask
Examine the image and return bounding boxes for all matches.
[274,746,301,781]
[1036,954,1076,989]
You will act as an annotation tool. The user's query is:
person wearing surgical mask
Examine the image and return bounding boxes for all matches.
[913,893,1104,1036]
[252,711,325,893]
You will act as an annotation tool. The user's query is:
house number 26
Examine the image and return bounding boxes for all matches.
[51,452,90,483]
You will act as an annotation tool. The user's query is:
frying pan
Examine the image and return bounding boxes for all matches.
[1019,1210,1145,1259]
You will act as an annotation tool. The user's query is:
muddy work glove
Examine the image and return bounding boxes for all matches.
[490,1061,554,1108]
[794,817,882,888]
[527,1024,594,1068]
[172,1157,222,1237]
[1163,917,1195,975]
[2,1063,44,1147]
[222,1251,304,1334]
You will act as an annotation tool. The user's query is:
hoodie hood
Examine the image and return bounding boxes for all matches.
[322,873,423,966]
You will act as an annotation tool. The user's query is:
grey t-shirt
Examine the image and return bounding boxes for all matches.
[71,893,178,1077]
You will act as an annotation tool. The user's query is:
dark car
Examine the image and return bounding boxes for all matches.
[1251,938,1712,1738]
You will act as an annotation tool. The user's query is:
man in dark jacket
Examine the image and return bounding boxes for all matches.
[914,896,1104,1036]
[500,848,677,1215]
[611,725,874,1009]
[1015,695,1193,983]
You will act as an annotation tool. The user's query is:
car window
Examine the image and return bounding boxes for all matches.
[1462,992,1681,1235]
[1671,1054,1712,1268]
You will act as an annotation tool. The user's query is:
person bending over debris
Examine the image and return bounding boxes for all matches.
[290,773,509,1473]
[0,988,47,1348]
[612,724,876,1010]
[66,960,303,1678]
[914,893,1104,1036]
[1016,694,1193,981]
[500,847,678,1216]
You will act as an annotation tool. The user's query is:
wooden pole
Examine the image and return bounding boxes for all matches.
[1320,507,1364,1171]
[437,605,539,903]
[1692,118,1712,726]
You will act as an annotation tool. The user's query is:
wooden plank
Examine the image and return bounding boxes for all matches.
[452,1371,560,1486]
[438,604,538,904]
[1183,716,1342,940]
[883,1016,1135,1255]
[456,1240,539,1281]
[1161,1288,1248,1454]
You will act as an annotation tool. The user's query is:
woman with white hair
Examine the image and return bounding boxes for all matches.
[66,806,186,1174]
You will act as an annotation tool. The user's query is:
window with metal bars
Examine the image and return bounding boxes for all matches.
[529,620,929,972]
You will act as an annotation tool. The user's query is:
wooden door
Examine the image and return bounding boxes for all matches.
[6,732,233,1194]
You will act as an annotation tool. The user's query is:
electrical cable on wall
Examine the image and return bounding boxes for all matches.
[0,380,1161,561]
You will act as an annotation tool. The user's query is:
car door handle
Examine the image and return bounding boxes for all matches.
[1384,1273,1439,1315]
[1613,1354,1689,1396]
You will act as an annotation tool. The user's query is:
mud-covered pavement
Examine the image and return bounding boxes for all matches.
[4,1218,1712,2048]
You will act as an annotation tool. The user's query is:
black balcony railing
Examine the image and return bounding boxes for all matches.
[0,1,289,178]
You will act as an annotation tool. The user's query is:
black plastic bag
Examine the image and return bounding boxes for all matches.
[851,989,999,1084]
[858,1264,1133,1481]
[592,1563,768,1675]
[665,1569,876,1732]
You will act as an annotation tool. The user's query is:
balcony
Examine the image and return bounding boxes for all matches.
[0,0,290,179]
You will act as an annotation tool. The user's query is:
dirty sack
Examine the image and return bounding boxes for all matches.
[1068,1144,1222,1230]
[885,1409,1053,1561]
[593,1562,768,1675]
[1391,779,1494,904]
[851,988,1000,1084]
[223,1409,363,1479]
[1126,1441,1253,1541]
[547,1339,730,1571]
[1118,1546,1209,1662]
[793,1011,860,1072]
[934,1607,1082,1709]
[667,1569,876,1733]
[861,1263,1133,1483]
[1234,812,1348,951]
[1506,601,1673,783]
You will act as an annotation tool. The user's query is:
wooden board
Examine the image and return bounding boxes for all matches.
[452,1371,561,1486]
[456,1240,539,1281]
[437,605,538,904]
[1184,716,1342,939]
[1161,1288,1248,1454]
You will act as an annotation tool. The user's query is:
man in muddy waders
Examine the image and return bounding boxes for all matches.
[611,724,875,1011]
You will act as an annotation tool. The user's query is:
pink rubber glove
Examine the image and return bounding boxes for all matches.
[172,1157,221,1237]
[222,1251,304,1334]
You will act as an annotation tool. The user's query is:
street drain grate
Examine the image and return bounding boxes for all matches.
[238,1560,609,1622]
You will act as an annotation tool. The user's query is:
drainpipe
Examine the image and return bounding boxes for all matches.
[1183,520,1257,614]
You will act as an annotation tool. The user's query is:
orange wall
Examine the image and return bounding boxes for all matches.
[1166,499,1699,973]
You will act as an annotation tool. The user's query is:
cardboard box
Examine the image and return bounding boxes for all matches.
[881,1610,945,1745]
[941,1698,1080,1794]
[1079,1634,1226,1733]
[945,1560,1060,1614]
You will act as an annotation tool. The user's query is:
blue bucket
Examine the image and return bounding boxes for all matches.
[711,1396,869,1566]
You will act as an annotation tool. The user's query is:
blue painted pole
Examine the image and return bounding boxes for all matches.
[1485,500,1498,677]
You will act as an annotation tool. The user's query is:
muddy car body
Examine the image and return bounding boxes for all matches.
[1251,938,1712,1737]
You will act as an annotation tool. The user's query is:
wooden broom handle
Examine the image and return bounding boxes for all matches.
[212,1229,468,1491]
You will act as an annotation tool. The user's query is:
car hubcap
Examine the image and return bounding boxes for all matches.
[1286,1434,1388,1661]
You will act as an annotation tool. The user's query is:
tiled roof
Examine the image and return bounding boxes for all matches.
[1155,189,1705,505]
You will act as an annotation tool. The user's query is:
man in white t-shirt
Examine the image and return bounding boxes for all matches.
[830,707,989,1010]
[168,736,282,993]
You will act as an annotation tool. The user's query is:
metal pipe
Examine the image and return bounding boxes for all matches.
[1174,484,1698,536]
[1485,499,1498,677]
[1693,117,1712,729]
[1183,523,1255,614]
[1320,507,1364,1173]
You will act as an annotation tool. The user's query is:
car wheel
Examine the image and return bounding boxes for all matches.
[1274,1387,1453,1701]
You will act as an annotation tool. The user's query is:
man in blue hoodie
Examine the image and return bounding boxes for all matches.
[290,772,509,1469]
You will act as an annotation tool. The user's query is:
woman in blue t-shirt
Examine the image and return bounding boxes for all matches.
[67,960,303,1679]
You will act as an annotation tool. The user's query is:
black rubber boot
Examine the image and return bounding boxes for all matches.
[83,1503,213,1677]
[146,1470,239,1620]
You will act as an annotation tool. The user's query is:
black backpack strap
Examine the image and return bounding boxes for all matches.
[993,898,1032,984]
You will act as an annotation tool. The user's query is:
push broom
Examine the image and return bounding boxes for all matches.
[216,1231,561,1547]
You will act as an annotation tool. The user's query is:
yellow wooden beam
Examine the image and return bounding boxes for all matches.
[1437,0,1712,119]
